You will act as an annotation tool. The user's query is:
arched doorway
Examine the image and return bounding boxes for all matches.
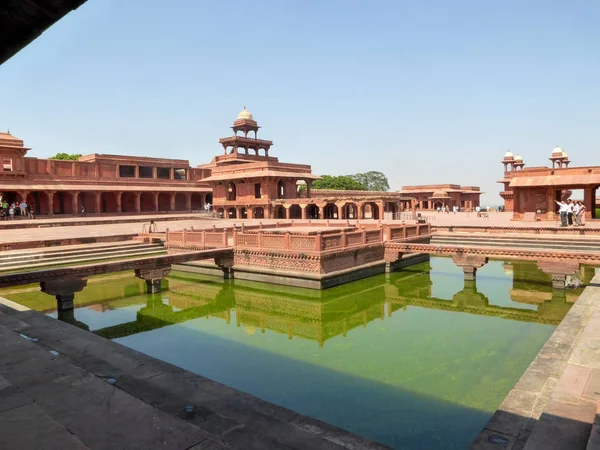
[52,192,74,215]
[323,203,338,219]
[274,205,286,219]
[121,192,138,213]
[226,182,236,201]
[253,207,264,219]
[205,193,213,205]
[341,203,357,219]
[140,192,155,212]
[191,193,204,210]
[174,193,187,211]
[227,207,237,219]
[101,192,118,213]
[361,202,380,220]
[158,193,171,211]
[78,192,97,214]
[1,191,21,206]
[277,180,285,199]
[305,204,319,219]
[289,204,302,219]
[27,192,50,215]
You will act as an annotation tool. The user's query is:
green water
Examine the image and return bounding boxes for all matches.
[0,258,592,449]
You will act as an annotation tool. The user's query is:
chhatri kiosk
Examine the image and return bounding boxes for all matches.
[499,146,599,221]
[200,108,414,220]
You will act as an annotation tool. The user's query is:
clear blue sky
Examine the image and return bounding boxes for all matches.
[1,0,599,204]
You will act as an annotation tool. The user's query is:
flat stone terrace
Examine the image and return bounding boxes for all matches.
[0,300,389,450]
[471,272,600,450]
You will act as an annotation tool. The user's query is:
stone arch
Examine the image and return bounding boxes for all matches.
[227,207,237,219]
[274,205,286,219]
[52,191,74,214]
[1,191,21,206]
[100,192,119,213]
[323,203,338,219]
[361,202,380,220]
[305,204,319,219]
[78,192,97,214]
[140,192,155,212]
[226,182,237,201]
[191,193,204,210]
[174,193,187,211]
[341,202,358,219]
[121,192,137,213]
[253,207,264,219]
[27,192,51,216]
[158,193,171,211]
[289,204,302,219]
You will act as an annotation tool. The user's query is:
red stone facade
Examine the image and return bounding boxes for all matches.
[398,184,482,211]
[0,132,212,215]
[499,147,599,220]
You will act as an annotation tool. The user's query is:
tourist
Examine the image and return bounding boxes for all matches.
[8,205,15,220]
[19,199,27,216]
[578,201,587,226]
[27,203,35,219]
[2,200,8,217]
[437,206,441,213]
[567,200,574,226]
[573,201,581,226]
[556,200,568,227]
[80,206,86,217]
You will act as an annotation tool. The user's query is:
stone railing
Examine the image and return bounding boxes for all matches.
[165,228,228,249]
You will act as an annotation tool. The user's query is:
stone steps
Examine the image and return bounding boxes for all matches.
[432,233,600,253]
[0,242,166,272]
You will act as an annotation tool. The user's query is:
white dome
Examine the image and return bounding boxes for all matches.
[562,151,568,158]
[237,107,254,121]
[552,146,563,156]
[504,151,514,159]
[514,154,523,161]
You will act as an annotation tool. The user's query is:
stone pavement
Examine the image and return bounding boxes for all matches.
[0,301,389,450]
[471,272,600,450]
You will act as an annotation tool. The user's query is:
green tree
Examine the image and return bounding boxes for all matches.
[49,153,82,161]
[350,171,390,191]
[312,175,366,190]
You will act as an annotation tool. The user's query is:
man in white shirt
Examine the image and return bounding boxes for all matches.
[556,200,568,227]
[567,200,574,226]
[573,201,581,226]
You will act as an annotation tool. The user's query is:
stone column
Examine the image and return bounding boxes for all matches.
[247,207,253,219]
[538,260,580,290]
[135,266,171,293]
[285,206,291,220]
[47,191,56,216]
[301,205,307,220]
[170,193,176,211]
[584,187,594,219]
[135,192,141,213]
[72,191,79,215]
[451,254,488,281]
[116,192,122,212]
[186,192,192,211]
[214,255,234,279]
[95,192,102,214]
[153,192,160,212]
[40,277,88,311]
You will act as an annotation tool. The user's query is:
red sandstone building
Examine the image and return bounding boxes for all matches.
[499,147,599,220]
[1,108,481,219]
[398,185,482,211]
[200,108,416,220]
[0,132,212,215]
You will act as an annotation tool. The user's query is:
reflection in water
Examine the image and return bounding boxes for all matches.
[0,258,590,450]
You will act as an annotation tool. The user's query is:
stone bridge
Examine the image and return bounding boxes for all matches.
[385,242,600,288]
[0,248,233,311]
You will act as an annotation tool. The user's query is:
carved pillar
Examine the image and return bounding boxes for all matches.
[247,207,253,220]
[135,192,141,213]
[451,254,488,281]
[301,205,307,220]
[95,192,102,214]
[186,192,192,211]
[40,277,88,311]
[135,266,171,293]
[153,192,160,212]
[72,191,79,215]
[47,191,56,216]
[357,203,365,219]
[584,187,594,219]
[538,260,580,290]
[170,193,176,211]
[116,192,122,212]
[214,254,235,279]
[285,206,291,220]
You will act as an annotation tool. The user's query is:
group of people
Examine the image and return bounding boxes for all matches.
[556,199,586,227]
[1,199,34,219]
